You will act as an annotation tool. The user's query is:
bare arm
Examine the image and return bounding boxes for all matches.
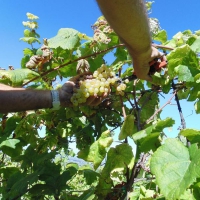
[0,77,104,113]
[0,84,52,113]
[96,0,163,81]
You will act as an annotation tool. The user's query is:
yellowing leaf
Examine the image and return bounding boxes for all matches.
[119,115,135,140]
[78,130,113,170]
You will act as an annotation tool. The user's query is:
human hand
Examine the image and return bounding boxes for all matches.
[58,73,108,107]
[131,46,165,81]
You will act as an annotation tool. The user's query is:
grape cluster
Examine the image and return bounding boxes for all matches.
[70,64,129,106]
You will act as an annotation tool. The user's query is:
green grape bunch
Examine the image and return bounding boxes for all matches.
[70,64,129,106]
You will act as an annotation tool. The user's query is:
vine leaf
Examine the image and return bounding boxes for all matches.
[194,100,200,114]
[150,138,200,200]
[0,139,22,158]
[79,187,95,200]
[96,143,134,198]
[119,114,135,140]
[78,130,113,170]
[5,171,40,199]
[48,28,80,50]
[20,37,41,44]
[132,118,175,152]
[153,30,167,44]
[167,44,199,78]
[80,167,99,185]
[180,128,200,143]
[0,69,40,86]
[190,37,200,52]
[175,65,194,82]
[101,143,134,182]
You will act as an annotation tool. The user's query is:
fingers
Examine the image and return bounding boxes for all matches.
[86,92,108,106]
[69,72,92,82]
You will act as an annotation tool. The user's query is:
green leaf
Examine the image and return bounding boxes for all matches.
[119,115,135,140]
[6,171,40,199]
[23,48,35,56]
[57,167,77,191]
[132,125,160,152]
[79,187,95,200]
[59,61,77,77]
[48,28,80,50]
[20,37,41,44]
[153,30,167,43]
[132,118,175,153]
[36,48,43,56]
[180,129,200,143]
[195,100,200,114]
[96,143,134,198]
[23,29,40,38]
[78,130,113,170]
[28,184,53,197]
[0,69,40,86]
[138,92,159,123]
[0,167,20,180]
[101,143,134,182]
[0,139,22,158]
[150,138,200,200]
[154,118,175,132]
[190,37,200,52]
[3,115,21,134]
[81,168,99,185]
[174,65,194,82]
[167,45,199,78]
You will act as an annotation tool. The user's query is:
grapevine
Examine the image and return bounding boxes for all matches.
[1,5,200,200]
[70,64,129,106]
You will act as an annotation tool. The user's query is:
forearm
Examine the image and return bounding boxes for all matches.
[0,84,52,113]
[96,0,151,56]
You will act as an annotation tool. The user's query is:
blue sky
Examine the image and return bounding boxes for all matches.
[1,0,200,69]
[0,0,200,136]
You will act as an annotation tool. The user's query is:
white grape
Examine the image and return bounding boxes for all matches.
[71,64,128,106]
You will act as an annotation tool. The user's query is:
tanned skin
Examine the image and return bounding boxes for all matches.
[96,0,163,81]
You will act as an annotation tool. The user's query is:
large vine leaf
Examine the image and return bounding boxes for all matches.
[78,130,113,170]
[96,143,134,198]
[0,69,40,86]
[48,28,80,50]
[150,138,200,200]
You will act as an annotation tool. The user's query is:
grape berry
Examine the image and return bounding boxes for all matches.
[70,64,129,106]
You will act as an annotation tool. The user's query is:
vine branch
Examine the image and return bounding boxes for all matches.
[22,44,125,87]
[22,43,174,87]
[146,92,176,124]
[172,81,190,146]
